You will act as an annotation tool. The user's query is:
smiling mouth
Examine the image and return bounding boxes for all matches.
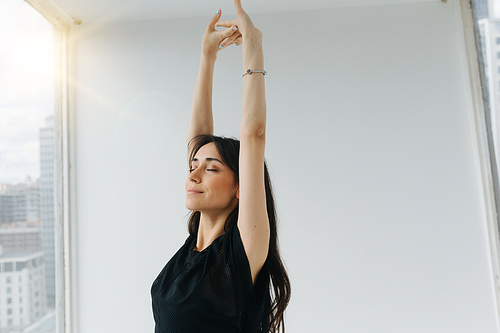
[187,189,203,194]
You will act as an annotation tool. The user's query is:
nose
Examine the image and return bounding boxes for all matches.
[189,168,201,183]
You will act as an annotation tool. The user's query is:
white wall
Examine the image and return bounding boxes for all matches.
[70,0,499,332]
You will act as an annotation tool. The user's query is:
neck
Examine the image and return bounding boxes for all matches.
[195,211,229,252]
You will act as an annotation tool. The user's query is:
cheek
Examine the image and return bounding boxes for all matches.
[206,176,229,193]
[219,178,238,195]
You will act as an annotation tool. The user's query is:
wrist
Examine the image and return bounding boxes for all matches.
[242,48,264,69]
[242,38,263,59]
[242,29,263,47]
[201,49,218,64]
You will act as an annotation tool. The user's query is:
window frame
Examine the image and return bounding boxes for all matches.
[459,0,500,322]
[24,1,80,332]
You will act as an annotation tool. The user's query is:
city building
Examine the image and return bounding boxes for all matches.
[39,115,55,310]
[0,228,42,256]
[0,227,46,333]
[0,251,46,333]
[0,179,40,227]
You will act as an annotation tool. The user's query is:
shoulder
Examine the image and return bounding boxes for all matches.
[224,223,268,285]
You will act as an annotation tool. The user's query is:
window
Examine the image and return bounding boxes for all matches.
[0,2,60,331]
[472,0,500,325]
[6,276,11,283]
[16,262,26,271]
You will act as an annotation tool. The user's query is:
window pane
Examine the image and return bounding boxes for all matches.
[0,0,56,332]
[473,0,500,180]
[16,262,25,271]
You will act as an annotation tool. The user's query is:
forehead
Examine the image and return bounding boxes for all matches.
[193,142,221,161]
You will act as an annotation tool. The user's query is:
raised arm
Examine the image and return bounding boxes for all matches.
[218,0,269,283]
[187,10,241,145]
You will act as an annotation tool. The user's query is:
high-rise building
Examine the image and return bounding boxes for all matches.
[0,179,40,227]
[39,115,55,310]
[0,228,42,255]
[0,227,46,333]
[0,250,46,333]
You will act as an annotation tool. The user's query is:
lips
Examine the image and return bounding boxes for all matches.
[187,187,203,194]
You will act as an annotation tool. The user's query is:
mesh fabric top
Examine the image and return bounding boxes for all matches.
[151,223,270,332]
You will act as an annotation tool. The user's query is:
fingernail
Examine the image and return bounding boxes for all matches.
[216,8,221,14]
[232,26,237,31]
[219,45,224,48]
[215,24,220,27]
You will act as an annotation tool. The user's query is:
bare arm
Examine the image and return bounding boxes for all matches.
[187,10,242,145]
[218,1,269,283]
[187,54,216,143]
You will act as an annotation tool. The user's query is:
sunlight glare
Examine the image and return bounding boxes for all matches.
[0,0,54,183]
[0,0,53,104]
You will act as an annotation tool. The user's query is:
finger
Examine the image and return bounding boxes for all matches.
[221,30,242,47]
[216,19,237,28]
[219,26,238,39]
[226,35,242,47]
[234,0,245,15]
[207,8,222,30]
[218,27,239,48]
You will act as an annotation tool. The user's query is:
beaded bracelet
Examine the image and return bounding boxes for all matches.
[242,69,267,77]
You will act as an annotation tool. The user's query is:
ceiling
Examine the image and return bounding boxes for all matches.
[52,0,439,24]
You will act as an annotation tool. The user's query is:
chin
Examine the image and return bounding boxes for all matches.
[185,200,199,211]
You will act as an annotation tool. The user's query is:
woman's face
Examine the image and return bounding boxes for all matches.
[185,142,239,214]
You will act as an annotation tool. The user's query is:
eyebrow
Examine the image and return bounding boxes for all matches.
[191,157,224,165]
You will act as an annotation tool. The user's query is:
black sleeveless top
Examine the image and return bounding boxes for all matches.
[151,223,270,332]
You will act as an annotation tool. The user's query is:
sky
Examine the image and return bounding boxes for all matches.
[0,0,54,184]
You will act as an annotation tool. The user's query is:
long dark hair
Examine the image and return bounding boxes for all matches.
[187,134,291,333]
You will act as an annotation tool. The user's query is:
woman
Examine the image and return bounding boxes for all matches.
[151,1,290,332]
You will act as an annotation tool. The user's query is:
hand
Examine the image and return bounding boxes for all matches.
[216,0,262,47]
[202,9,242,58]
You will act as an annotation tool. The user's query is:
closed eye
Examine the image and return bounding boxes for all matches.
[188,167,217,173]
